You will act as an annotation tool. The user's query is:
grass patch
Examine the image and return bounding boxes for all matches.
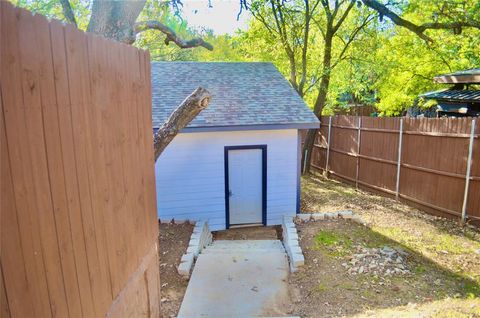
[423,232,479,255]
[314,230,344,246]
[414,264,427,275]
[316,282,328,293]
[337,281,356,291]
[314,230,352,257]
[373,226,480,257]
[464,281,480,298]
[350,227,394,248]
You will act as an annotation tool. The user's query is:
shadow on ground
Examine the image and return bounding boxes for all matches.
[289,219,479,317]
[292,174,480,317]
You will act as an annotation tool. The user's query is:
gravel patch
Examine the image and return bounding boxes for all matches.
[344,245,410,276]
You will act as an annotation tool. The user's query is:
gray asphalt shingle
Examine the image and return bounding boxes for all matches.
[151,62,319,129]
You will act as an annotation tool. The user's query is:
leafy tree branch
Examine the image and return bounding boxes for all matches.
[361,0,480,42]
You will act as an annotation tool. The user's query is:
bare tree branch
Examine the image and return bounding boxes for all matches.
[269,0,298,92]
[331,14,375,69]
[298,0,311,95]
[252,10,277,35]
[135,20,213,50]
[332,0,355,33]
[417,21,480,32]
[361,0,432,41]
[59,0,77,26]
[321,0,331,20]
[153,87,212,160]
[361,0,480,42]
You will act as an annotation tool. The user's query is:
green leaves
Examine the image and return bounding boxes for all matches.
[13,0,478,116]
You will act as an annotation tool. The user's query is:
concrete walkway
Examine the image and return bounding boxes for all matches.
[177,240,291,318]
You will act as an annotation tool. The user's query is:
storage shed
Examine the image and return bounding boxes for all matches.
[152,62,319,231]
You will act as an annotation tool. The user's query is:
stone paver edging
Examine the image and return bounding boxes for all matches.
[296,210,367,225]
[177,220,212,277]
[283,210,366,273]
[282,216,305,272]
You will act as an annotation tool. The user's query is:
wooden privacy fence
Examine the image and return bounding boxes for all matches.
[306,115,479,223]
[1,3,159,317]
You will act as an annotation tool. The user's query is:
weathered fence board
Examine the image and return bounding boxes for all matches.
[305,115,480,223]
[1,3,159,317]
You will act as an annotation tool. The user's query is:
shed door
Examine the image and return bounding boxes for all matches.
[227,149,263,226]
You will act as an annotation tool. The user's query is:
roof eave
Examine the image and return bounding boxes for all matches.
[172,122,320,133]
[434,74,480,84]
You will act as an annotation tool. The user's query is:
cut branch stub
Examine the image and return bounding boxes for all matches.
[153,87,212,161]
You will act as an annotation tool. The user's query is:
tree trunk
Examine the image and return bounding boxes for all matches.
[87,0,146,44]
[153,87,211,161]
[302,31,333,174]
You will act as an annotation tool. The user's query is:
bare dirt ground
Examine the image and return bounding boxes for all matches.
[213,225,281,240]
[290,174,480,317]
[159,222,193,318]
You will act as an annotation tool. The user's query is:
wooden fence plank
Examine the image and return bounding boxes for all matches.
[71,26,114,313]
[107,39,131,295]
[136,49,153,244]
[16,9,70,317]
[33,14,84,318]
[127,48,148,256]
[0,263,11,318]
[119,43,140,273]
[2,4,54,316]
[134,49,151,255]
[49,20,96,318]
[95,38,124,297]
[85,33,118,303]
[1,83,36,318]
[467,120,480,219]
[144,50,158,241]
[63,23,112,314]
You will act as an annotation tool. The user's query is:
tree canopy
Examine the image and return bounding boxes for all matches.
[13,0,479,116]
[13,0,480,169]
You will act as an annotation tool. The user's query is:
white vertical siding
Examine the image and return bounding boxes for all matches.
[155,129,299,231]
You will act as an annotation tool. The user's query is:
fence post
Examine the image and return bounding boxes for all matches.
[303,149,308,175]
[395,118,404,200]
[461,119,476,223]
[325,116,332,175]
[355,116,362,189]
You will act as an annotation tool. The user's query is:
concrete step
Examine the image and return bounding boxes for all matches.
[204,240,286,257]
[201,249,287,256]
[206,246,285,252]
[210,240,284,249]
[205,249,286,254]
[204,245,285,252]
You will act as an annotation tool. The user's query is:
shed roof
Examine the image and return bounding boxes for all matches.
[151,62,319,132]
[422,89,480,102]
[434,68,480,84]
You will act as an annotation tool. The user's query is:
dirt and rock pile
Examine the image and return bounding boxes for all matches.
[342,245,410,276]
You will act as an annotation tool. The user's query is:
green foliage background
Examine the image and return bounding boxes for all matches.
[13,0,480,116]
[136,0,480,116]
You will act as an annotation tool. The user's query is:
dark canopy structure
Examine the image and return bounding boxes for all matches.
[420,68,480,117]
